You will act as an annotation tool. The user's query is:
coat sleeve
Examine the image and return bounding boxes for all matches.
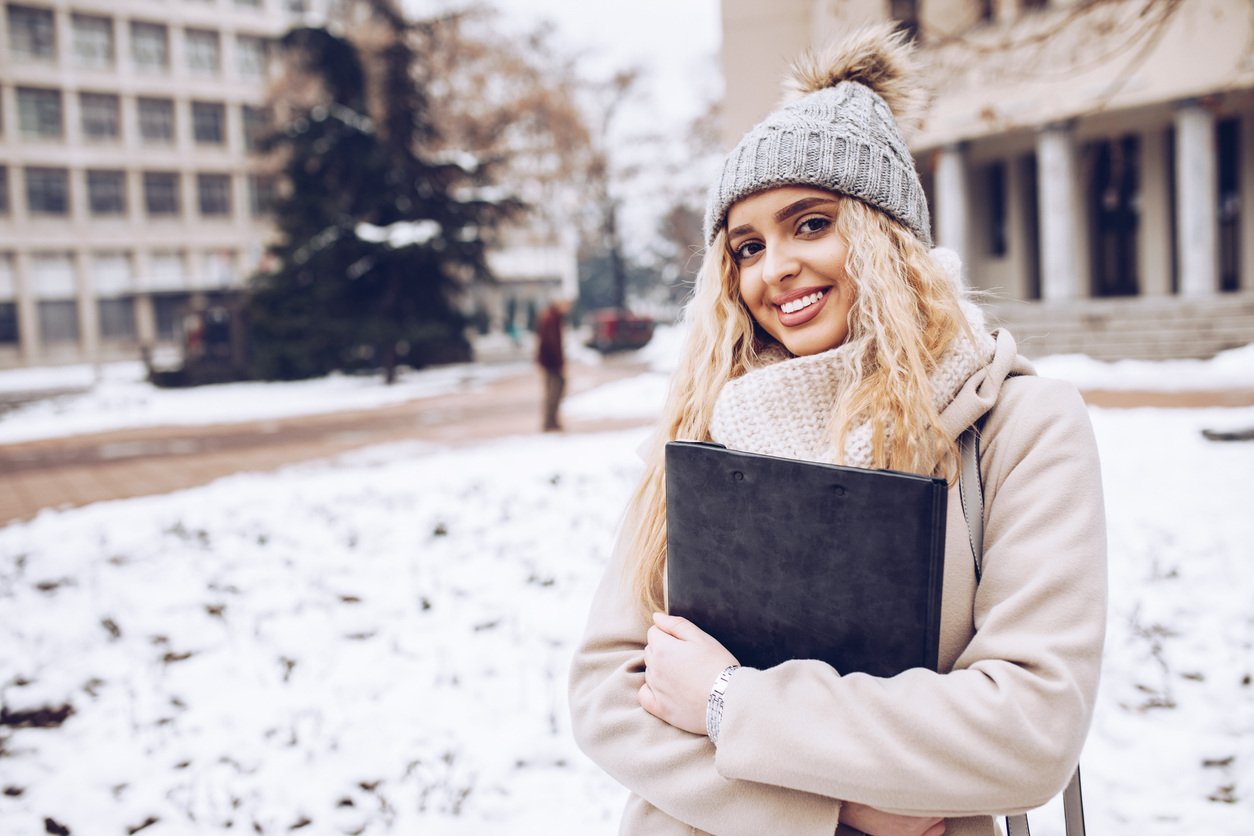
[568,531,842,835]
[711,378,1107,818]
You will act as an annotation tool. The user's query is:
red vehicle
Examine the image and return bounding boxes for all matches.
[585,308,655,353]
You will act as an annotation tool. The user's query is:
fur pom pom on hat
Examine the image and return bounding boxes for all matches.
[703,23,932,247]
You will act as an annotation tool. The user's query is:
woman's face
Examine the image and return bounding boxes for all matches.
[726,185,855,357]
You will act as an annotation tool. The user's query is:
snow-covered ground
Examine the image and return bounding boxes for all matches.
[2,330,1252,446]
[1,342,1253,834]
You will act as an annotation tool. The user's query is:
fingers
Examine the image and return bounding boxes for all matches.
[652,611,695,638]
[637,681,655,713]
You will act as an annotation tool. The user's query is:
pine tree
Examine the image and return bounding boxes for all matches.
[247,0,518,383]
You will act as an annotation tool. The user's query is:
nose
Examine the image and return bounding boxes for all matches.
[761,240,799,286]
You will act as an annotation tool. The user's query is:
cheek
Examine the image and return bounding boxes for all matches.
[737,268,763,309]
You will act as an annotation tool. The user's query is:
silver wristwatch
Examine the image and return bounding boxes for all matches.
[705,665,741,745]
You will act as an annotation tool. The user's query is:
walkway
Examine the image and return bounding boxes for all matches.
[0,357,652,526]
[3,363,1252,527]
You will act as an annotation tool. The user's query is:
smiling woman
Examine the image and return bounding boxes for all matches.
[569,21,1107,836]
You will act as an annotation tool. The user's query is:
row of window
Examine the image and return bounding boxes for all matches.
[4,86,270,149]
[0,291,214,346]
[0,165,277,219]
[5,4,275,80]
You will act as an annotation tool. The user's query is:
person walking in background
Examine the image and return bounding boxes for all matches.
[568,24,1106,836]
[536,297,572,432]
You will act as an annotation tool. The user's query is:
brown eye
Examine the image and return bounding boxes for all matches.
[733,241,764,261]
[798,217,831,235]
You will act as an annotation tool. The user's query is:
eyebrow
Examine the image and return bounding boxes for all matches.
[727,196,839,239]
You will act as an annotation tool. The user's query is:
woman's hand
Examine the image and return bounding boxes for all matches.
[638,612,739,735]
[840,801,945,836]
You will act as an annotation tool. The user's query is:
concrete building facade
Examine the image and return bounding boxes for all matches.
[0,0,573,370]
[0,0,296,368]
[719,0,1254,359]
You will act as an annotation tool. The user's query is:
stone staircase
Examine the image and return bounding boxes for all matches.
[985,293,1254,361]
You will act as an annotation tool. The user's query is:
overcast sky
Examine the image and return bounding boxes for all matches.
[490,0,723,128]
[404,0,725,258]
[407,0,724,132]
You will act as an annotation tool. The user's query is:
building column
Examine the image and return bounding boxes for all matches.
[1006,157,1033,301]
[13,252,41,363]
[74,250,100,360]
[1138,127,1173,297]
[1241,112,1254,293]
[134,293,157,346]
[1174,100,1219,296]
[1036,123,1086,301]
[934,143,970,263]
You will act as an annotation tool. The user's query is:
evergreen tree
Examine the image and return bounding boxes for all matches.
[247,0,518,383]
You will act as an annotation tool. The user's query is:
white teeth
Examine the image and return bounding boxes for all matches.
[780,290,826,314]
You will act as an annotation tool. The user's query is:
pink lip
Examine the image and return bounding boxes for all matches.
[774,287,831,328]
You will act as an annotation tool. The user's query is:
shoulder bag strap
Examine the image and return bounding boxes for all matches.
[958,426,1086,836]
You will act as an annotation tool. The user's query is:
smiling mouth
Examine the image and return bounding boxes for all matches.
[778,289,829,314]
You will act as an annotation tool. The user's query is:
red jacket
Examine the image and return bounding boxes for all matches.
[535,305,565,372]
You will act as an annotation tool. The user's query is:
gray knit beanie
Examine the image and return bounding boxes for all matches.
[704,24,932,247]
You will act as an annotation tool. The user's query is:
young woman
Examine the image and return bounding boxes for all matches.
[568,24,1107,836]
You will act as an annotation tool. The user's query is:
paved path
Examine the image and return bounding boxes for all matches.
[3,363,1253,527]
[0,357,652,526]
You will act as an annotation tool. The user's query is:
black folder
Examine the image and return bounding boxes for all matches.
[664,441,947,677]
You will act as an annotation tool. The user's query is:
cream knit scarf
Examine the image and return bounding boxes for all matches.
[709,250,995,466]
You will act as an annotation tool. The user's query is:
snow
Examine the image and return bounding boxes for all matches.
[0,361,524,445]
[1,343,1254,834]
[3,326,1248,446]
[355,220,442,248]
[1033,342,1254,392]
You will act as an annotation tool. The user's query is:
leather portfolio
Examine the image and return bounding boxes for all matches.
[664,441,948,677]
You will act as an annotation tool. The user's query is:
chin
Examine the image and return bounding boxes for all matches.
[776,330,849,357]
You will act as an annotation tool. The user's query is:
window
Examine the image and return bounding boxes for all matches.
[93,252,133,296]
[1218,119,1240,293]
[1086,135,1140,298]
[25,167,69,215]
[143,171,180,217]
[0,167,8,215]
[7,5,56,62]
[984,162,1008,257]
[185,28,221,76]
[80,93,120,141]
[38,300,80,343]
[236,34,269,79]
[153,291,190,338]
[198,173,232,216]
[138,97,176,144]
[98,297,137,340]
[192,101,226,145]
[248,174,277,217]
[32,251,74,293]
[976,0,994,23]
[242,105,269,151]
[0,303,17,345]
[0,253,19,344]
[131,21,169,73]
[235,0,261,7]
[87,169,127,216]
[72,14,114,68]
[17,87,63,139]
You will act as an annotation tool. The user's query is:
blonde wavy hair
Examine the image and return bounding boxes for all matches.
[625,195,971,615]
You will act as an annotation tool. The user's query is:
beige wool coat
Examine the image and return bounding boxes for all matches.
[568,330,1108,835]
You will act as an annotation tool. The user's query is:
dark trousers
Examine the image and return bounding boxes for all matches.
[542,369,565,431]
